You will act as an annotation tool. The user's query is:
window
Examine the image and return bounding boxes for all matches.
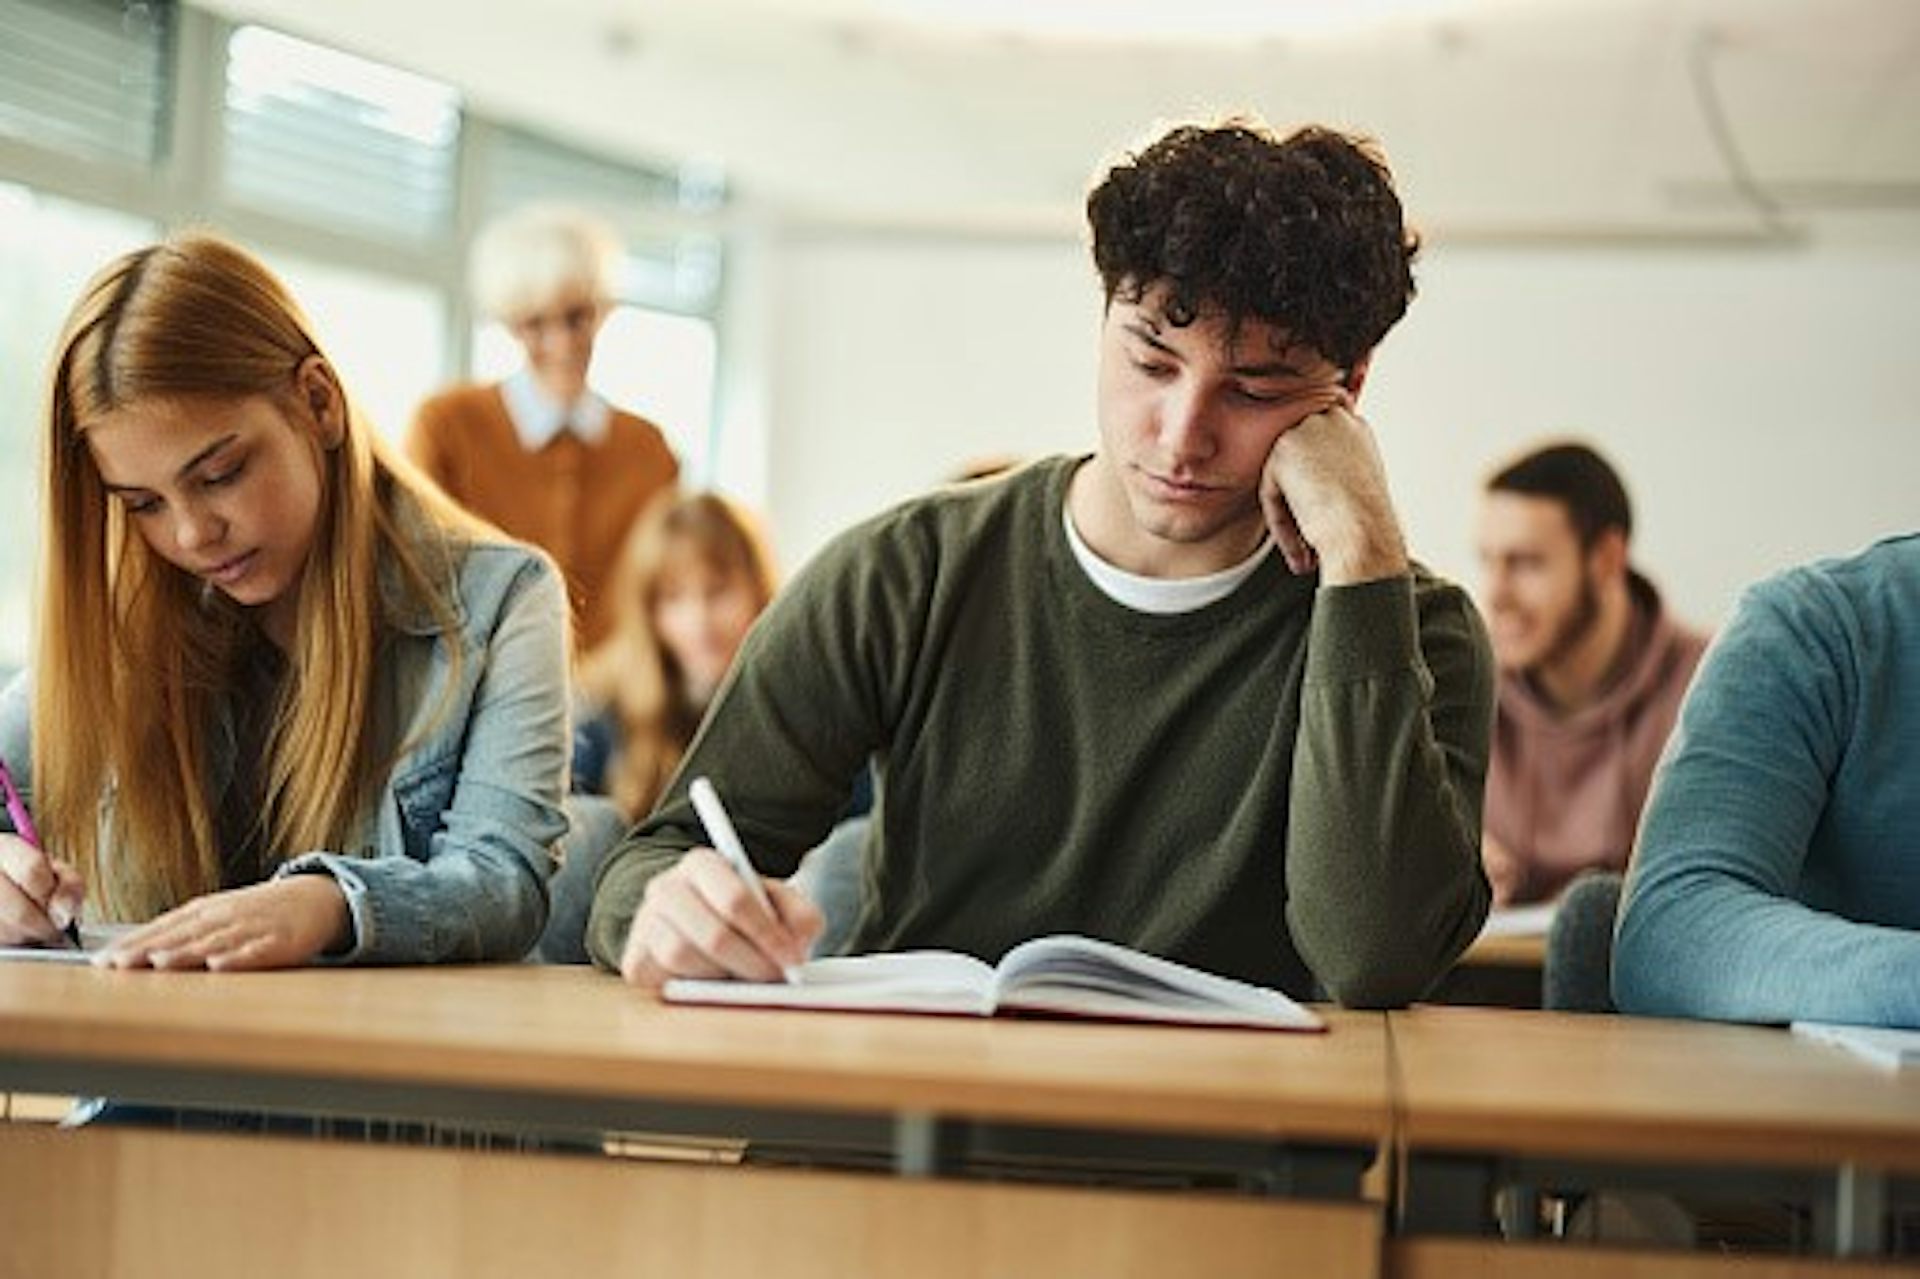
[481,124,726,315]
[222,25,461,242]
[0,5,729,660]
[266,251,448,444]
[0,0,171,168]
[0,183,158,666]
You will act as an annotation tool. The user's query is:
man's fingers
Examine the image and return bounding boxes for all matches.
[1261,484,1316,576]
[768,880,825,950]
[658,911,766,981]
[621,906,749,989]
[1262,399,1354,576]
[632,860,785,983]
[1290,387,1350,430]
[685,851,808,969]
[619,911,663,988]
[618,847,824,991]
[680,865,790,980]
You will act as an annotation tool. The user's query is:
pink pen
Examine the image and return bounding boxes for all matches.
[0,757,77,946]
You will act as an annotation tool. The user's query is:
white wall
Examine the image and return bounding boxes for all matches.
[741,232,1103,578]
[731,222,1920,626]
[1370,232,1920,625]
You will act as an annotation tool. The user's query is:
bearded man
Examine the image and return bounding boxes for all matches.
[1475,442,1708,905]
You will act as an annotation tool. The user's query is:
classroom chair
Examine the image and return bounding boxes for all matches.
[1542,870,1625,1014]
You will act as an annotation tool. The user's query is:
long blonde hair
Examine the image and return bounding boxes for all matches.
[577,492,775,818]
[37,232,489,919]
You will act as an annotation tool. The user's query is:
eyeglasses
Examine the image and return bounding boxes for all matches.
[509,301,602,341]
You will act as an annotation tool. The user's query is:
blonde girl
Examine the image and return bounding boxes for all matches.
[573,492,776,820]
[0,232,569,968]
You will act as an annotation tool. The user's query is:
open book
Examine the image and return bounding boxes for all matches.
[664,934,1324,1031]
[1792,1021,1920,1071]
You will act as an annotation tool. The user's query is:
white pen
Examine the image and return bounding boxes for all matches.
[689,776,801,984]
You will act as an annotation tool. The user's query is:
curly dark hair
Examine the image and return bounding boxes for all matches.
[1087,120,1421,370]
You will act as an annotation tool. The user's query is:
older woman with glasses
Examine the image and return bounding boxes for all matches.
[405,204,679,651]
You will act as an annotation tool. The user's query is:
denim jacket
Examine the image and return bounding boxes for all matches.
[0,519,571,965]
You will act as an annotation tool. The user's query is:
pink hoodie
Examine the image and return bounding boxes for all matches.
[1484,574,1709,903]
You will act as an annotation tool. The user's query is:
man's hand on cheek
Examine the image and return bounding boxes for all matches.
[1259,400,1409,586]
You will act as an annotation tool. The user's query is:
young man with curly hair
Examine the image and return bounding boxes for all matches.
[589,120,1494,1008]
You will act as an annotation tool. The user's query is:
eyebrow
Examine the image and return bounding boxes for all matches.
[100,433,241,494]
[1123,320,1312,380]
[1231,358,1311,380]
[1122,319,1176,356]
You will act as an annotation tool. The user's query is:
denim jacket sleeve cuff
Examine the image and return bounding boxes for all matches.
[274,852,373,964]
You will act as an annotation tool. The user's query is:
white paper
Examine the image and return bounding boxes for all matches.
[1791,1021,1920,1070]
[0,923,135,964]
[1479,901,1559,938]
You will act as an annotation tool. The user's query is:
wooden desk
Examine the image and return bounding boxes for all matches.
[1386,1006,1920,1274]
[0,963,1390,1279]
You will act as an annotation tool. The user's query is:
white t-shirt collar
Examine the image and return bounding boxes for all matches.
[1062,501,1273,615]
[501,368,611,450]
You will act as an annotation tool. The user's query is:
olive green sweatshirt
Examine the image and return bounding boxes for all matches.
[589,456,1493,1007]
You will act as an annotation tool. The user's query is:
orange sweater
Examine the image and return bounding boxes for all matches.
[405,383,678,649]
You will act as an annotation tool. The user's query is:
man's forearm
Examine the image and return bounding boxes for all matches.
[1286,578,1492,1006]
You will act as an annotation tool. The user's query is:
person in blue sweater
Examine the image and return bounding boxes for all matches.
[1614,533,1920,1028]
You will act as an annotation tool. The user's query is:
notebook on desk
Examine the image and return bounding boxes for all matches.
[1479,901,1559,939]
[1791,1021,1920,1070]
[0,923,135,965]
[664,933,1325,1031]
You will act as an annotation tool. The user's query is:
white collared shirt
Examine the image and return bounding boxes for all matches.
[500,369,612,451]
[1062,502,1273,614]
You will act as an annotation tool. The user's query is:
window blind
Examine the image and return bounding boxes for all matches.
[0,0,170,168]
[221,24,459,241]
[483,125,725,314]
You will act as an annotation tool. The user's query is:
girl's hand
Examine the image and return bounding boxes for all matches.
[98,875,350,971]
[0,832,85,947]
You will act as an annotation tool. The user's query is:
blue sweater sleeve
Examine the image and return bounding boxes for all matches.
[1614,558,1920,1027]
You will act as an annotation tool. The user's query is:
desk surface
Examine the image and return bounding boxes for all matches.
[1391,1005,1920,1172]
[0,963,1389,1144]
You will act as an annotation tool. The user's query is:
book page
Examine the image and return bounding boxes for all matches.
[1791,1021,1920,1070]
[991,935,1323,1030]
[664,950,997,1014]
[1479,901,1559,938]
[0,923,136,965]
